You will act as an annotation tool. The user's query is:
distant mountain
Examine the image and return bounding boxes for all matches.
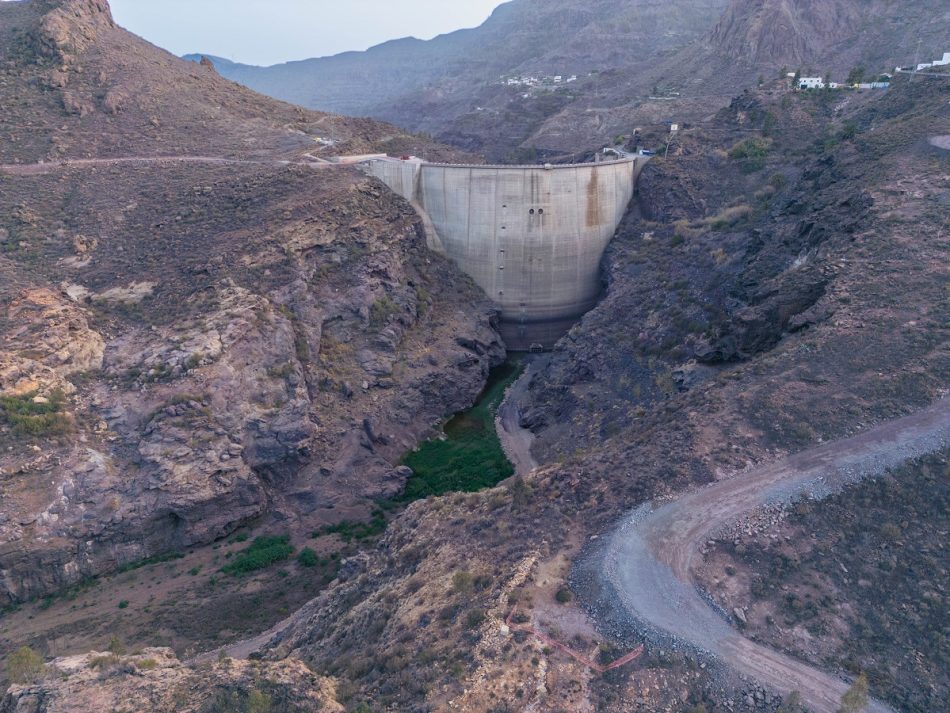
[193,0,950,160]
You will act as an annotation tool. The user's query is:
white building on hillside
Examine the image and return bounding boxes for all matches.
[799,77,825,89]
[932,52,950,66]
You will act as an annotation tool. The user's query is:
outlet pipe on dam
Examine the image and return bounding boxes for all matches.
[364,156,647,350]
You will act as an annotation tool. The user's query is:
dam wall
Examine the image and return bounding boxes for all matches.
[366,157,644,349]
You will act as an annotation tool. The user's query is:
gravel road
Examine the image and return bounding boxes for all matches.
[604,397,950,713]
[0,156,339,176]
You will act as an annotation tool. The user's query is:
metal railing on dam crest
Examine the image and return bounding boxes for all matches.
[362,155,647,350]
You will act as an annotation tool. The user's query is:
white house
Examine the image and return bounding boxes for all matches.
[932,52,950,67]
[917,63,933,71]
[799,77,825,89]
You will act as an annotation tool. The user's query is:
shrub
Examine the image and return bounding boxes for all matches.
[728,137,772,172]
[6,646,44,684]
[706,204,753,230]
[369,295,400,328]
[221,536,294,576]
[246,689,272,713]
[313,510,386,543]
[0,389,72,436]
[464,608,487,629]
[452,570,475,595]
[297,548,319,567]
[117,600,129,609]
[89,654,121,670]
[837,673,868,713]
[555,587,573,604]
[136,658,159,670]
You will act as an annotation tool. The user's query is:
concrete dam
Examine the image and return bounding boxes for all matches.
[364,156,646,349]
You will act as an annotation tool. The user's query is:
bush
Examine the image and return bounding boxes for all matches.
[452,570,475,595]
[313,510,386,543]
[221,536,294,576]
[369,295,400,328]
[246,689,272,713]
[464,608,487,629]
[6,646,44,684]
[706,204,753,230]
[555,587,573,604]
[296,547,319,567]
[838,673,868,713]
[0,389,72,436]
[728,137,772,173]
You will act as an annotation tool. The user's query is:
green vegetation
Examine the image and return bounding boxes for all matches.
[117,551,184,573]
[369,295,400,328]
[555,587,573,604]
[399,360,521,500]
[246,689,272,713]
[728,137,773,173]
[673,204,754,240]
[220,536,294,576]
[0,389,71,437]
[846,66,866,85]
[464,608,486,629]
[6,646,44,684]
[296,547,319,567]
[313,509,386,543]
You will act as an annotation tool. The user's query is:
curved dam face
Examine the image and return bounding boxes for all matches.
[366,157,644,349]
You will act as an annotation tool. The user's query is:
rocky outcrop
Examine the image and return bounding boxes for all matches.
[0,648,343,713]
[0,288,104,397]
[30,0,115,63]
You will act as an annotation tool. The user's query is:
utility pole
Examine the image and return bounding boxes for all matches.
[665,122,678,158]
[912,38,922,81]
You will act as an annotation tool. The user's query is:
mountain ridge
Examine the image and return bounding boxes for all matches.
[192,0,950,160]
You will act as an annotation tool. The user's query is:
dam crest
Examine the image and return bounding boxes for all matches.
[363,155,646,349]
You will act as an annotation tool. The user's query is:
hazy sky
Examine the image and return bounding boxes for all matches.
[105,0,506,66]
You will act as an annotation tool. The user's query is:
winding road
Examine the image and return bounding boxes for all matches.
[604,397,950,713]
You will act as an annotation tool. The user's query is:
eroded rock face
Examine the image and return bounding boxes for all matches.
[0,163,503,605]
[0,288,104,397]
[0,648,343,713]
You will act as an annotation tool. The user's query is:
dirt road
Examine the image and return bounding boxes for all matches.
[604,397,950,713]
[0,155,340,176]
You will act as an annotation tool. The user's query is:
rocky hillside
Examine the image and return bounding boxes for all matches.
[0,0,501,616]
[2,2,948,712]
[238,75,946,712]
[196,0,949,160]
